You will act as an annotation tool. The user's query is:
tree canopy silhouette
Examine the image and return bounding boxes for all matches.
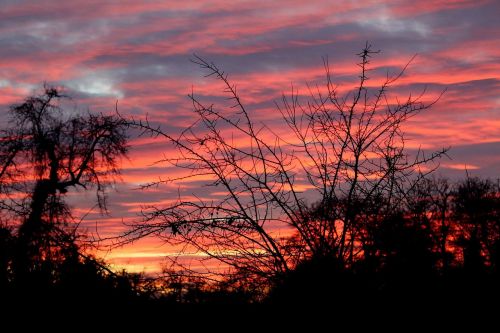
[0,86,128,289]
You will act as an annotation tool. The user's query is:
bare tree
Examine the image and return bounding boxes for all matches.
[0,86,128,279]
[124,44,447,288]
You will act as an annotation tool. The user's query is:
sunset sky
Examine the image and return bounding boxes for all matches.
[0,0,499,274]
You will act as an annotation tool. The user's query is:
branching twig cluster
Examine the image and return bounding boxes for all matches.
[123,45,448,288]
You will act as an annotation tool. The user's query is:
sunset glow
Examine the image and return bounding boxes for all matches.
[1,0,498,274]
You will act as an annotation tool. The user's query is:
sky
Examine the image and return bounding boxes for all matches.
[0,0,499,274]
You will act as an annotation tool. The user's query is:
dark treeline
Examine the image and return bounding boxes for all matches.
[1,175,499,309]
[268,176,500,306]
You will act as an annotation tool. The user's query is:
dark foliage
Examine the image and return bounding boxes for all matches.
[266,176,500,309]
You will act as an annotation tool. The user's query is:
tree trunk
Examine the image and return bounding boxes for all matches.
[16,144,60,281]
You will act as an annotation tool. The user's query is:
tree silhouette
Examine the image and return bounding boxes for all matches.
[0,225,14,291]
[0,86,128,286]
[452,177,500,274]
[406,177,454,272]
[124,44,447,290]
